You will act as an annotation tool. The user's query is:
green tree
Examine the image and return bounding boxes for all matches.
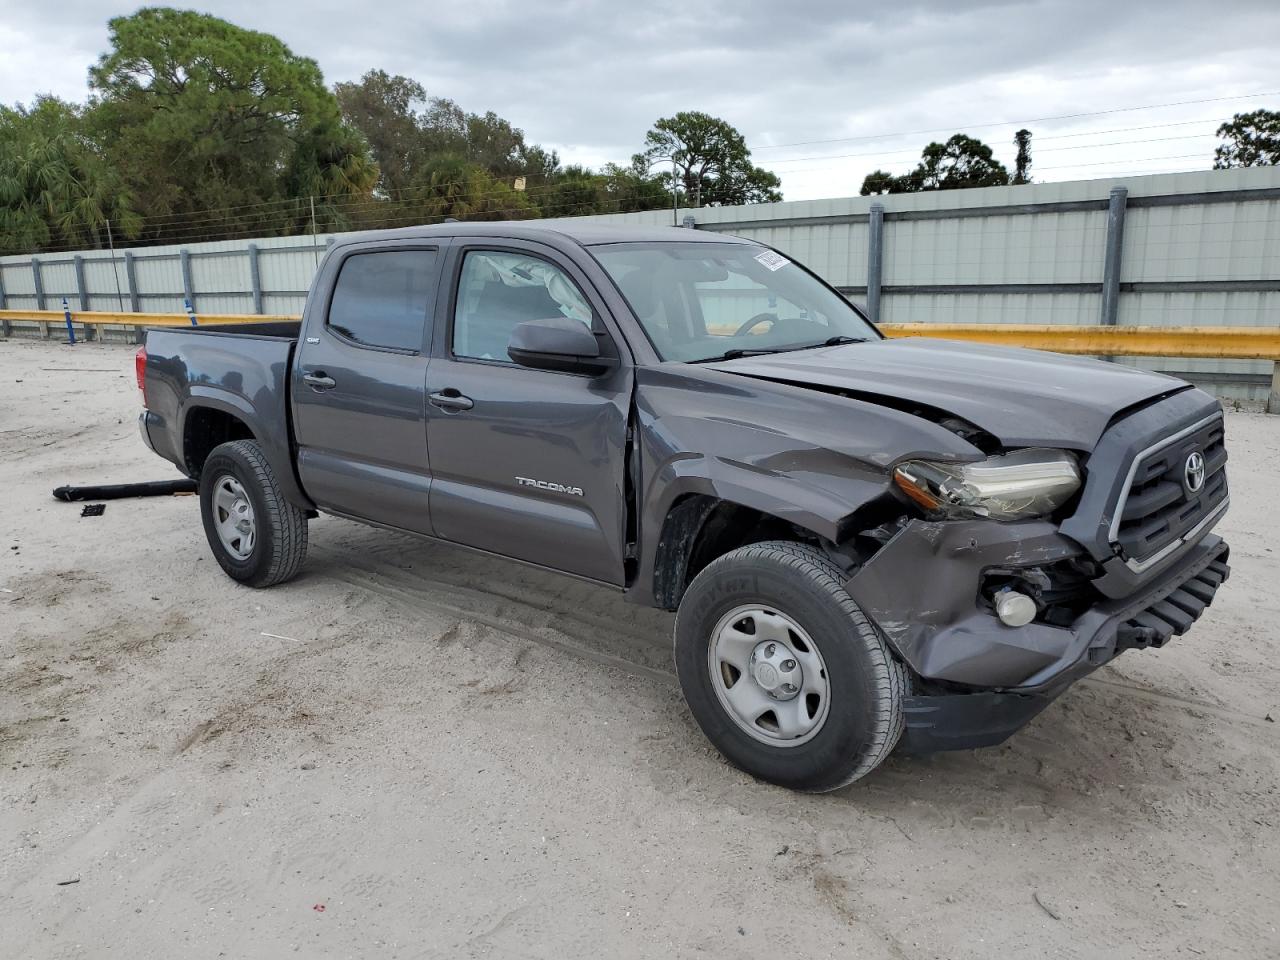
[860,133,1010,194]
[335,70,428,195]
[598,162,674,213]
[0,97,140,255]
[1213,109,1280,168]
[858,169,899,196]
[636,111,781,207]
[1013,129,1032,185]
[404,155,538,222]
[89,7,376,242]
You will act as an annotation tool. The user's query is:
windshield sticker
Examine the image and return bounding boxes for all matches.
[754,249,790,272]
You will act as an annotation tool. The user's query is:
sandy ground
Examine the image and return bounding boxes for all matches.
[0,337,1277,960]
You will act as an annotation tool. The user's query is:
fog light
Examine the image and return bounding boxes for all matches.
[994,589,1038,627]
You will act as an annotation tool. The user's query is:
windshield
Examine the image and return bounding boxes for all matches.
[590,241,879,362]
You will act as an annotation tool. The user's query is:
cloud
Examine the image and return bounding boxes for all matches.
[2,0,1276,199]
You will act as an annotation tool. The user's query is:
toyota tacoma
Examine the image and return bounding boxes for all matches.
[136,222,1230,791]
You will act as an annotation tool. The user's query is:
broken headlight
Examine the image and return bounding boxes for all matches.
[892,448,1081,521]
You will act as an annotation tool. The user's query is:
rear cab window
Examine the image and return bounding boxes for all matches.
[327,249,438,352]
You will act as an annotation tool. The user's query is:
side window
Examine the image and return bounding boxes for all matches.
[327,249,437,351]
[453,250,592,362]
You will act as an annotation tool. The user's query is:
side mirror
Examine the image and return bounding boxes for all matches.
[508,317,618,376]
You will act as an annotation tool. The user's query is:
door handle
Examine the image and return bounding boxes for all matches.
[429,389,474,412]
[303,372,336,390]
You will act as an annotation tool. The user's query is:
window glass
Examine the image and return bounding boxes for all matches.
[591,242,877,362]
[327,250,437,351]
[453,251,592,362]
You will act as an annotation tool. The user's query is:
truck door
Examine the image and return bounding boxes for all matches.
[424,240,633,585]
[292,241,444,535]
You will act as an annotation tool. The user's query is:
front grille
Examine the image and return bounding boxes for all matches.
[1112,415,1227,565]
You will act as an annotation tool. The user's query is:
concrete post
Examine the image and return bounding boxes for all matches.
[31,257,46,310]
[124,251,141,312]
[1268,362,1280,415]
[73,255,88,310]
[247,244,263,314]
[31,257,48,337]
[180,248,195,312]
[866,203,885,324]
[73,255,93,340]
[1100,186,1128,327]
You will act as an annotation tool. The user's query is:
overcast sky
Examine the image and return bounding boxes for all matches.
[2,1,1277,201]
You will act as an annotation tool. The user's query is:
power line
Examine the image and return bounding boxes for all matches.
[779,152,1212,180]
[764,131,1220,167]
[750,90,1278,152]
[22,185,682,254]
[1034,116,1228,142]
[102,123,1229,241]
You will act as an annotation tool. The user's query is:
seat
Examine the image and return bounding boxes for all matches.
[462,282,563,360]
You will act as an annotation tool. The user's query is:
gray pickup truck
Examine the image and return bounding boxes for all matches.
[138,222,1230,791]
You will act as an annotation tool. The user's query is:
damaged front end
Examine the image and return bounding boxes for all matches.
[847,516,1230,753]
[843,390,1232,754]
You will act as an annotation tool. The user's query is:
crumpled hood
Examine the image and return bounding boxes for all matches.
[707,337,1188,450]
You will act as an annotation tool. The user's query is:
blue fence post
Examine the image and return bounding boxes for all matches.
[73,254,94,340]
[62,297,76,345]
[184,298,199,326]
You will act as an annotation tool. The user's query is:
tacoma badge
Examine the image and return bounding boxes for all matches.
[516,476,585,497]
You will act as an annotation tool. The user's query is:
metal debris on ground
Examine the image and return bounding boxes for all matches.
[53,479,198,502]
[80,504,106,517]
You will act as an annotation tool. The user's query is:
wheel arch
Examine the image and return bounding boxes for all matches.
[639,454,905,610]
[182,402,256,477]
[649,491,839,612]
[179,391,313,511]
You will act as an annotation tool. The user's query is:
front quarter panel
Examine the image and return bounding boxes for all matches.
[629,363,984,603]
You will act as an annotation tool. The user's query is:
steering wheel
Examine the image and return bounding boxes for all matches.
[734,312,778,337]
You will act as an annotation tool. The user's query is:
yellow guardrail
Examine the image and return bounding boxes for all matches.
[878,322,1280,361]
[4,308,1278,409]
[0,309,298,328]
[2,309,1278,359]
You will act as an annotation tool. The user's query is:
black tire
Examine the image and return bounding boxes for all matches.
[199,439,308,588]
[674,540,907,792]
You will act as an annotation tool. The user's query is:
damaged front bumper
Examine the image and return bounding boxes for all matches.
[846,518,1230,753]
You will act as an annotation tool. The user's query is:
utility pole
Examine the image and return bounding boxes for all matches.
[106,219,126,311]
[310,196,320,266]
[671,158,679,226]
[645,157,681,226]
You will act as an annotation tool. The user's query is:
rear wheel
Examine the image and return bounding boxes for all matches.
[674,540,907,792]
[199,439,308,587]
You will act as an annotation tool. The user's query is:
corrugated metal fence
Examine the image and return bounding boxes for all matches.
[2,166,1277,398]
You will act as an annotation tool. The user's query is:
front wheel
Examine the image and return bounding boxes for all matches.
[199,439,308,587]
[674,540,907,792]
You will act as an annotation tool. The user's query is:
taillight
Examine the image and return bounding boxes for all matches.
[135,346,147,405]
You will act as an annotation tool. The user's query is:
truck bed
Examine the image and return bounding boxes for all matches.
[140,322,307,507]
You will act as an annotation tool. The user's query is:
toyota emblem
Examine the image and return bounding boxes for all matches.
[1184,450,1206,494]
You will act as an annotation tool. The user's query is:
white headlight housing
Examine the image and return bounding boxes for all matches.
[893,448,1081,521]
